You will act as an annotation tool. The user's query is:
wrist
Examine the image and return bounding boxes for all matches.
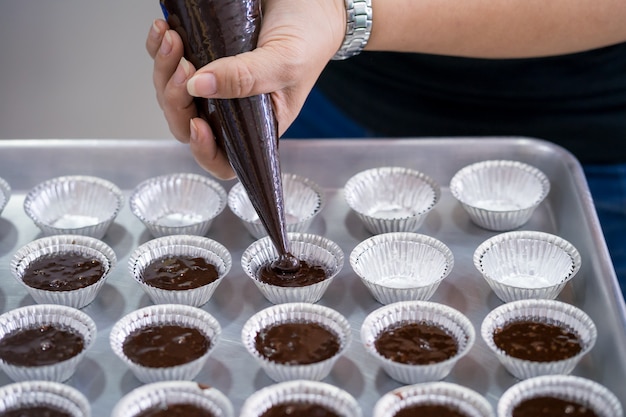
[332,0,372,60]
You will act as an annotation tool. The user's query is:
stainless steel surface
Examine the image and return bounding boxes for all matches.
[0,137,625,416]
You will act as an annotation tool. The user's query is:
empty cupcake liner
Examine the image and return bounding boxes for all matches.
[10,234,117,309]
[350,232,455,304]
[474,231,581,302]
[0,380,91,417]
[241,303,352,382]
[0,176,10,216]
[109,304,221,384]
[374,382,494,417]
[481,299,597,380]
[241,232,344,304]
[111,381,234,417]
[0,304,97,382]
[229,173,325,239]
[361,301,475,385]
[497,375,623,417]
[240,380,362,417]
[344,167,441,235]
[450,160,550,231]
[23,175,123,239]
[128,234,232,307]
[129,173,227,238]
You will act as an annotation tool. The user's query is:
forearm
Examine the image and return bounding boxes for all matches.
[366,0,626,58]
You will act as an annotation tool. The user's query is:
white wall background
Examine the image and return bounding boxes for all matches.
[0,1,171,139]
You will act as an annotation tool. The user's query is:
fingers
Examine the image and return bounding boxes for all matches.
[189,118,236,180]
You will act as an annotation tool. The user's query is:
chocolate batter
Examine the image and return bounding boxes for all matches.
[260,402,341,417]
[1,406,71,417]
[374,321,459,365]
[493,320,582,362]
[512,396,599,417]
[122,324,210,368]
[135,403,216,417]
[257,259,327,287]
[254,321,340,365]
[0,325,84,366]
[21,252,104,291]
[394,404,469,417]
[142,255,219,290]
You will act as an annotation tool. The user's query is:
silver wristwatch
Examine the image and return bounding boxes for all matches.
[332,0,373,60]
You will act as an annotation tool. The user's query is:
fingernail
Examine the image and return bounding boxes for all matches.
[187,73,217,97]
[151,20,162,38]
[173,57,191,85]
[189,119,198,143]
[159,31,173,56]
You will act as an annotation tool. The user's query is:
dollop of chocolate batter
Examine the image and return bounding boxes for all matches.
[260,402,341,417]
[257,260,327,287]
[21,253,104,291]
[135,403,216,417]
[374,321,459,365]
[394,404,470,417]
[142,255,219,290]
[0,325,84,366]
[512,396,599,417]
[1,406,72,417]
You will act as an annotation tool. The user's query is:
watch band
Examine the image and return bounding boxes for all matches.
[332,0,373,60]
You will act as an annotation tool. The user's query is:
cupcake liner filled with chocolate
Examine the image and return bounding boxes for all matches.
[109,304,221,384]
[0,304,96,382]
[241,303,352,382]
[474,231,581,302]
[111,381,234,417]
[350,232,454,304]
[228,173,325,239]
[128,234,232,307]
[343,166,440,235]
[0,380,91,417]
[129,173,227,238]
[497,375,623,417]
[0,176,10,216]
[23,175,123,239]
[241,232,344,304]
[373,382,494,417]
[481,299,597,380]
[10,234,117,309]
[361,300,475,384]
[450,160,550,232]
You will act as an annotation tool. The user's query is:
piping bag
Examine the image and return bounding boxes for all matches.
[160,0,298,271]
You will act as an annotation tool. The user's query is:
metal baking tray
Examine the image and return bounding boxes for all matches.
[0,137,624,416]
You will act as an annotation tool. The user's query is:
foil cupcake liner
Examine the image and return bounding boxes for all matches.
[474,231,581,302]
[128,234,232,307]
[361,300,475,385]
[0,176,10,215]
[497,375,623,417]
[109,304,221,384]
[241,303,352,382]
[111,381,234,417]
[350,232,454,304]
[228,173,325,239]
[0,380,91,417]
[0,304,97,382]
[481,299,597,380]
[450,160,550,231]
[240,380,362,417]
[23,175,123,239]
[373,382,494,417]
[129,173,227,238]
[241,232,344,304]
[344,167,441,235]
[10,234,117,309]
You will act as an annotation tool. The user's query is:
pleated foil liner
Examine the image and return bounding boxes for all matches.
[129,172,227,238]
[449,160,550,231]
[23,175,123,239]
[10,234,117,309]
[0,380,91,417]
[240,380,362,417]
[373,382,494,417]
[361,300,475,385]
[109,304,221,384]
[473,230,581,302]
[128,234,232,307]
[343,166,441,235]
[350,232,454,304]
[0,176,10,215]
[241,232,344,304]
[111,381,234,417]
[228,173,325,239]
[0,304,97,382]
[480,299,597,380]
[497,375,623,417]
[241,303,352,382]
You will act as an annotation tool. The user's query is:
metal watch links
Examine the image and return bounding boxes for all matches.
[332,0,373,60]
